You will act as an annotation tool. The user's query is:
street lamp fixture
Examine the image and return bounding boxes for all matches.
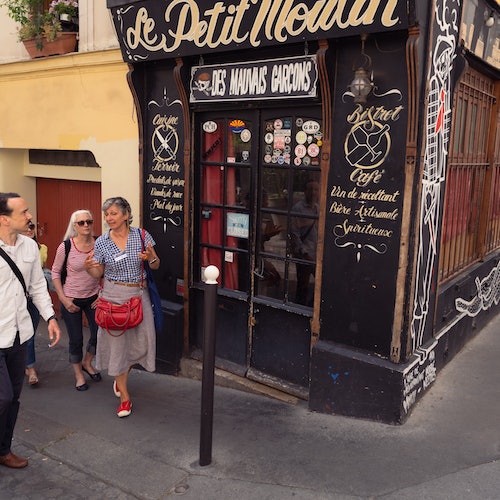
[348,34,374,105]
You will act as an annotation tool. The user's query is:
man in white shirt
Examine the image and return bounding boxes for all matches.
[0,193,61,468]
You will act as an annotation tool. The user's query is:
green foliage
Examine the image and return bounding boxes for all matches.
[1,0,62,48]
[1,0,42,25]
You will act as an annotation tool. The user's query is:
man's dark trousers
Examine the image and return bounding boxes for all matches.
[0,332,27,455]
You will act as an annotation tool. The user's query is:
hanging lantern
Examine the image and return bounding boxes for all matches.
[348,34,374,105]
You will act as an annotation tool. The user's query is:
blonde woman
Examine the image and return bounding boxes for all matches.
[51,210,101,391]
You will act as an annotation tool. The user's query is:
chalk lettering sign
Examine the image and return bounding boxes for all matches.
[330,103,405,262]
[111,0,407,62]
[147,104,185,232]
[190,56,317,102]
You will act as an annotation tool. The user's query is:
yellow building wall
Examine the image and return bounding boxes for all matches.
[0,150,36,217]
[0,49,141,221]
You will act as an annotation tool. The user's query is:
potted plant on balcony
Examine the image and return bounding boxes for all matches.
[1,0,78,58]
[49,0,77,22]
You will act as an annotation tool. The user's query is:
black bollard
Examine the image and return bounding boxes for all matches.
[199,265,219,467]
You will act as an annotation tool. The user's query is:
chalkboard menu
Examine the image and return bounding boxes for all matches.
[141,63,185,301]
[320,37,408,357]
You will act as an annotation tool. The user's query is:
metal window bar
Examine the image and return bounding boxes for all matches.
[438,67,497,283]
[485,163,500,253]
[484,102,500,254]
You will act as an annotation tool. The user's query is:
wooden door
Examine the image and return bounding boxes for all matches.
[192,106,321,394]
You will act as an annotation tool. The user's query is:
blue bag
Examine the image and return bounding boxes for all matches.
[140,229,163,334]
[145,262,163,334]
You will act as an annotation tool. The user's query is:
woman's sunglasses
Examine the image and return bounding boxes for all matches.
[75,220,94,226]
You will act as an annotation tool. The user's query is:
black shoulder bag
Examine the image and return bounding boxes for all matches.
[60,239,71,285]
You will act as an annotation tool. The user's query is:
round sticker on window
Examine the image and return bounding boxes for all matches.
[274,119,283,130]
[296,131,307,144]
[302,120,320,134]
[240,129,251,143]
[295,144,307,158]
[203,121,218,133]
[229,119,246,133]
[308,143,320,157]
[265,133,274,144]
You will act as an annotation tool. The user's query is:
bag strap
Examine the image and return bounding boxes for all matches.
[0,246,30,299]
[60,238,71,285]
[140,228,145,252]
[139,228,148,285]
[140,228,155,274]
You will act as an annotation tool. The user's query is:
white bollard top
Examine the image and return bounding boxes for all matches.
[204,265,220,284]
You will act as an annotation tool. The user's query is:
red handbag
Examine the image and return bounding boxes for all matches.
[95,295,143,337]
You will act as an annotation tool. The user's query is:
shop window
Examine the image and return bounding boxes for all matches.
[439,67,500,282]
[199,118,251,292]
[196,111,322,307]
[256,115,321,307]
[257,166,320,306]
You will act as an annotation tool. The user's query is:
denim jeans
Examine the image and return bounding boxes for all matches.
[60,294,99,364]
[0,333,27,455]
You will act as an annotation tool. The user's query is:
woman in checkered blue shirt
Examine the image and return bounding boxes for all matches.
[85,197,160,418]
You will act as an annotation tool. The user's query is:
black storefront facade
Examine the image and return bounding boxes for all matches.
[107,0,500,423]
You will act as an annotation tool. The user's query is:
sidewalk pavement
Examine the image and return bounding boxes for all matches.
[1,313,500,500]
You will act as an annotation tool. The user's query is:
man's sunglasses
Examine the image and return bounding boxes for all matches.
[75,220,94,226]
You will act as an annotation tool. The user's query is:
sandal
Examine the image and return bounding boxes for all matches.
[25,368,39,386]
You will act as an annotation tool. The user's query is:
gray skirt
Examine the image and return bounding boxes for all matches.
[95,280,156,376]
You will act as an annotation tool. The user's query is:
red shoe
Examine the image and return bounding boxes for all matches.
[117,400,132,418]
[113,380,121,398]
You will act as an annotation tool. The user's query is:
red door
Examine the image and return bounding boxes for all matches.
[36,178,102,312]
